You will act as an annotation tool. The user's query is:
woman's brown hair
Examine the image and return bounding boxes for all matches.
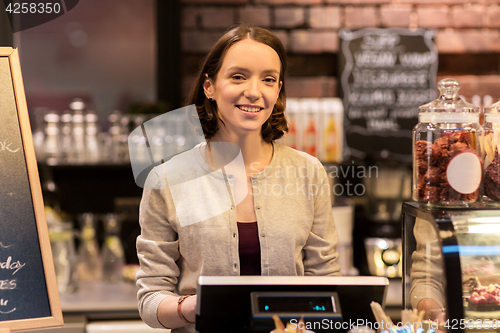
[187,23,288,142]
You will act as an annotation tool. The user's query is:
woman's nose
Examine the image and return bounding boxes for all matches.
[244,79,261,101]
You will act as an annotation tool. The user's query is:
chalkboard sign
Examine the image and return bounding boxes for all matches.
[339,28,438,163]
[0,48,63,331]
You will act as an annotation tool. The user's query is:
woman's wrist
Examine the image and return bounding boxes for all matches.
[178,295,195,324]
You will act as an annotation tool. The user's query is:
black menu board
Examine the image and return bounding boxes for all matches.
[339,28,438,163]
[0,48,62,331]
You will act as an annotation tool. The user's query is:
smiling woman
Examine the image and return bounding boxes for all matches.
[189,24,288,144]
[202,38,282,141]
[136,23,341,333]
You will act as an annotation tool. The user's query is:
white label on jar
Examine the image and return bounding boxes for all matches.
[446,152,482,194]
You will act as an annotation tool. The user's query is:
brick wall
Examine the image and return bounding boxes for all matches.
[180,0,500,103]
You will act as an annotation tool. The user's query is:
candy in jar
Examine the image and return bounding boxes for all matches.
[482,99,500,202]
[412,78,483,206]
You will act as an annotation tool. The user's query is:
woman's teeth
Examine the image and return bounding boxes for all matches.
[238,106,261,113]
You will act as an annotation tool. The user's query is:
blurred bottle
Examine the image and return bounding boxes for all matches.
[77,213,102,282]
[43,112,60,165]
[302,99,319,157]
[119,115,131,162]
[71,112,86,164]
[163,115,176,159]
[107,111,122,163]
[101,213,125,282]
[321,98,344,163]
[49,221,78,293]
[284,99,299,150]
[324,117,337,160]
[85,112,100,163]
[304,119,317,157]
[484,95,494,110]
[174,114,187,155]
[151,118,167,163]
[59,112,73,163]
[129,116,148,164]
[69,98,86,115]
[69,98,86,164]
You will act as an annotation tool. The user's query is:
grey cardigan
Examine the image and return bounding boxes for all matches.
[136,142,341,332]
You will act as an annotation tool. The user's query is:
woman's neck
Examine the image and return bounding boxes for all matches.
[209,131,273,172]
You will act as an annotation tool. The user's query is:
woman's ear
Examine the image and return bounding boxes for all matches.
[203,74,214,100]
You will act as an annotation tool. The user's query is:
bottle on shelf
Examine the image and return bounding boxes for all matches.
[321,98,344,163]
[43,112,60,165]
[85,112,101,164]
[101,213,125,282]
[107,111,123,163]
[48,221,78,293]
[77,213,103,282]
[59,111,73,163]
[301,98,319,157]
[71,111,86,164]
[119,115,131,162]
[284,98,299,150]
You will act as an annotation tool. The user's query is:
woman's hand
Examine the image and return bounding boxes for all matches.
[417,298,445,322]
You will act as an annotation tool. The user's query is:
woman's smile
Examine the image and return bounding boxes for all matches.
[237,104,264,115]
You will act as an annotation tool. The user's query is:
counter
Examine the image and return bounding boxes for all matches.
[21,281,158,333]
[59,281,140,320]
[20,279,402,332]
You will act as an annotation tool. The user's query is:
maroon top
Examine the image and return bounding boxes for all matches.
[237,222,261,275]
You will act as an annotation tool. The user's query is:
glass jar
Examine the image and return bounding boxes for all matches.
[412,78,483,206]
[482,99,500,202]
[48,222,78,293]
[77,213,103,282]
[101,213,125,282]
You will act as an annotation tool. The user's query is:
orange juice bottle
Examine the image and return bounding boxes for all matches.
[324,116,337,162]
[301,99,319,157]
[320,98,343,163]
[304,117,317,156]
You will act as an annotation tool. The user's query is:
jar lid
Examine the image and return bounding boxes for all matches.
[418,78,479,114]
[484,100,500,114]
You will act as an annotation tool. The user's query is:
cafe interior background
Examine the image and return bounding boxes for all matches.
[1,0,500,331]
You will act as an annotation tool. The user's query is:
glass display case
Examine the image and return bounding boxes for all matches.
[403,202,500,332]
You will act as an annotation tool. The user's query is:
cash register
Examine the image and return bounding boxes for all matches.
[196,276,388,333]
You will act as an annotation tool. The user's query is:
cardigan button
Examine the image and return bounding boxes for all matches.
[260,232,265,237]
[264,262,269,267]
[256,204,261,209]
[234,263,237,268]
[233,233,237,238]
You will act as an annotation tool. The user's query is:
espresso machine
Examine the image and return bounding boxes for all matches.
[353,162,412,278]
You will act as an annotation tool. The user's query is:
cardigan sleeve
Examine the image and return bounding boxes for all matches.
[409,217,446,310]
[136,168,181,328]
[302,160,342,276]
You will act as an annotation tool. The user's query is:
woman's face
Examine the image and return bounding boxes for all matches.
[204,38,282,139]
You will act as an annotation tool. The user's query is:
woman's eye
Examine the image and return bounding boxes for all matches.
[231,75,244,80]
[264,77,277,83]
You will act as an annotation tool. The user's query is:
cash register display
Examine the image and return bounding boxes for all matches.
[258,295,335,313]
